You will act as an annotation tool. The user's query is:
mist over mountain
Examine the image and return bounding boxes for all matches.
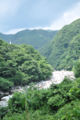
[1,19,80,71]
[0,29,57,50]
[1,0,80,119]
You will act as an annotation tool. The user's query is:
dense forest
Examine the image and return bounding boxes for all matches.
[0,18,80,120]
[41,19,80,70]
[0,60,80,120]
[0,30,57,49]
[0,40,52,93]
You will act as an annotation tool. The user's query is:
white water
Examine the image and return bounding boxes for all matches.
[36,70,75,89]
[0,95,12,107]
[0,70,75,107]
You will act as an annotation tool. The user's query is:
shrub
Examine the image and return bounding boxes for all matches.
[0,77,13,91]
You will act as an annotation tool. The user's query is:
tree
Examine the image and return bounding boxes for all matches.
[73,60,80,78]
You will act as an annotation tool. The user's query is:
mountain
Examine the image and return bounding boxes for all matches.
[41,19,80,70]
[0,30,57,49]
[0,39,52,93]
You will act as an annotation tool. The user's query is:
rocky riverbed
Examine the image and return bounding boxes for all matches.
[36,70,75,89]
[0,70,75,107]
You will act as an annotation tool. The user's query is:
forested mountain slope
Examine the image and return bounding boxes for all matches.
[0,40,52,93]
[0,30,57,49]
[42,19,80,70]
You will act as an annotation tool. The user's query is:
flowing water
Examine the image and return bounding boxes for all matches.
[0,70,75,107]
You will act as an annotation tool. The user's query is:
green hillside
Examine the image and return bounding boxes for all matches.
[1,65,80,120]
[42,19,80,70]
[0,40,52,93]
[0,30,57,49]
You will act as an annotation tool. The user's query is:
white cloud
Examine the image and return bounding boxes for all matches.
[26,2,80,31]
[4,28,27,34]
[0,0,21,19]
[3,1,80,34]
[4,27,51,34]
[48,2,80,30]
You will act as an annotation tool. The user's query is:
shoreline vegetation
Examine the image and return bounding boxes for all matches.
[0,39,52,93]
[1,19,80,120]
[1,66,80,120]
[0,70,75,107]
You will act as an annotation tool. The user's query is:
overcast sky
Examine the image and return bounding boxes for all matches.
[0,0,80,34]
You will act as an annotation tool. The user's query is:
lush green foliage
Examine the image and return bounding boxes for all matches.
[42,19,80,70]
[0,30,57,50]
[8,92,25,112]
[1,19,80,120]
[2,75,80,120]
[0,107,8,119]
[0,77,13,91]
[73,60,80,78]
[0,40,52,92]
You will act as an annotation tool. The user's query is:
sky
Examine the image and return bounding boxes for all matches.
[0,0,80,34]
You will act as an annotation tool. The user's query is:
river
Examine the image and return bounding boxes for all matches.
[0,70,75,107]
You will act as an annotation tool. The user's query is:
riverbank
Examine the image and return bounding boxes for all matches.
[0,70,75,107]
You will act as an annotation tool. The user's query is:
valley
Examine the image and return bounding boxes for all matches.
[0,19,80,120]
[0,30,57,50]
[0,70,75,107]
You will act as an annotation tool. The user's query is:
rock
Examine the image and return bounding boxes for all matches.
[0,70,75,107]
[0,91,9,99]
[36,70,75,89]
[0,95,12,107]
